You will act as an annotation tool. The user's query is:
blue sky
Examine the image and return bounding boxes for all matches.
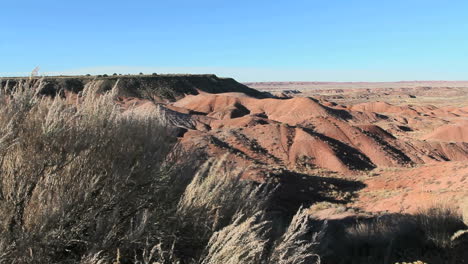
[1,0,468,81]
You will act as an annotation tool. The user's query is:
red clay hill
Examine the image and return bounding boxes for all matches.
[162,80,467,215]
[165,92,467,176]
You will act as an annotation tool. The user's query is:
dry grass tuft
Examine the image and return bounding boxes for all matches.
[268,207,324,264]
[178,156,274,231]
[200,212,271,264]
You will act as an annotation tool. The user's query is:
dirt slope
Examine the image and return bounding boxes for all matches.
[355,162,468,213]
[422,120,468,142]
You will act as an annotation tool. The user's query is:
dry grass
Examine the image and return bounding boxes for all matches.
[178,156,274,231]
[200,212,271,264]
[175,156,326,264]
[461,197,468,226]
[268,207,324,264]
[0,78,185,263]
[200,207,324,264]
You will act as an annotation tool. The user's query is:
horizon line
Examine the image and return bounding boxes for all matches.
[2,73,468,84]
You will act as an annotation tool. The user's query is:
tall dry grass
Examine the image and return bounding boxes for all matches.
[0,78,186,263]
[178,157,274,231]
[199,208,325,264]
[268,207,324,264]
[182,159,324,264]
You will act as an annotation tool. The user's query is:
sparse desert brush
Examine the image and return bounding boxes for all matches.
[177,156,327,264]
[394,261,427,264]
[320,204,467,264]
[413,204,466,248]
[308,201,339,212]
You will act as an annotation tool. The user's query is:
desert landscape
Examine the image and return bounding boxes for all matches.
[4,0,468,262]
[0,75,466,263]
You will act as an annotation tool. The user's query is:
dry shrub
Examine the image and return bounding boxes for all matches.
[339,215,423,263]
[0,79,187,263]
[413,205,466,248]
[0,78,321,263]
[322,205,467,264]
[79,251,109,264]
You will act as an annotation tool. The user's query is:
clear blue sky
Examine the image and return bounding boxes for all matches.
[2,0,468,81]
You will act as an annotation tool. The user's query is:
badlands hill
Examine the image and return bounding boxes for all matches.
[155,79,468,213]
[169,93,468,174]
[422,120,468,142]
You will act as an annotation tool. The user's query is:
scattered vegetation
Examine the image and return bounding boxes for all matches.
[318,206,467,264]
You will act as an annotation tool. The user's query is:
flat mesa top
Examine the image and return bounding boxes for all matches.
[1,74,220,79]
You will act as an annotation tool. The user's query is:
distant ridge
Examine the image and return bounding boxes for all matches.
[1,74,268,101]
[244,81,468,91]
